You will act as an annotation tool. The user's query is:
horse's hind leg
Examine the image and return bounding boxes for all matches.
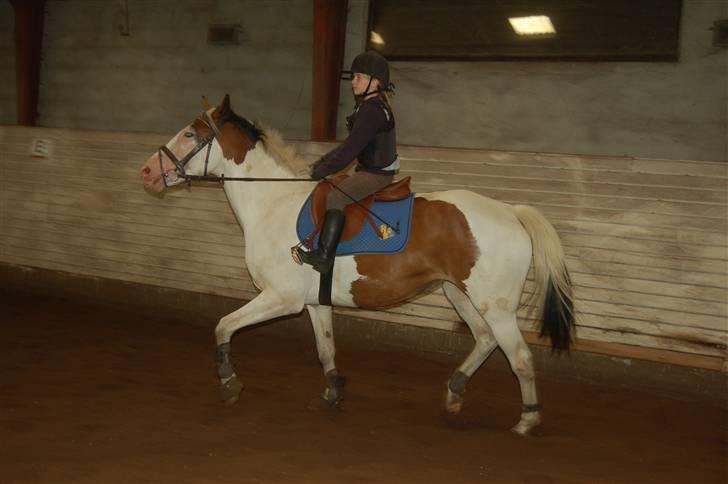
[484,306,541,435]
[306,304,345,405]
[442,282,498,415]
[215,290,303,405]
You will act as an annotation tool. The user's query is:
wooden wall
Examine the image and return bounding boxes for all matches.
[1,126,726,371]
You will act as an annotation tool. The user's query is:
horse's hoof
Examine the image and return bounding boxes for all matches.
[511,412,541,436]
[445,389,464,415]
[219,376,244,406]
[320,387,343,407]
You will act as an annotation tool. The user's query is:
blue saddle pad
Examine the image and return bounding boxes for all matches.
[296,193,415,256]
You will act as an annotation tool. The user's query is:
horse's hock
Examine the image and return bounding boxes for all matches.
[1,125,726,390]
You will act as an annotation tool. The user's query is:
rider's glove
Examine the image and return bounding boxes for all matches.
[310,157,328,180]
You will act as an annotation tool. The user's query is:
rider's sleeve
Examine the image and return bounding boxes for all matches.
[313,103,386,177]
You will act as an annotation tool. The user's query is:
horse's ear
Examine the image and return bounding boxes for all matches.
[201,96,211,110]
[219,94,231,115]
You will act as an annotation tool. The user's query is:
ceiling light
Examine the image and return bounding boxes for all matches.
[508,16,556,36]
[370,31,385,46]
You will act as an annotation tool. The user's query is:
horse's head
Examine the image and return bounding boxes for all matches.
[141,94,261,192]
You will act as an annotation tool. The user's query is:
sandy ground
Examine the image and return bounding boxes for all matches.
[1,292,726,484]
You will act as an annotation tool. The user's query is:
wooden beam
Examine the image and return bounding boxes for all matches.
[10,0,46,126]
[312,0,348,141]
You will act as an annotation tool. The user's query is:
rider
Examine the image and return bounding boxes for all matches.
[298,50,399,273]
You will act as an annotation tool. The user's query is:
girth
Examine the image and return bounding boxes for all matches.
[305,174,411,249]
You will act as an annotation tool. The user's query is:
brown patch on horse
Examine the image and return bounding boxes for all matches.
[217,122,256,164]
[351,198,480,309]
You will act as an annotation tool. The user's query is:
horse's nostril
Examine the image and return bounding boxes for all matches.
[142,166,151,175]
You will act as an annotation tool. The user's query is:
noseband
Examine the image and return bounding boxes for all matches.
[158,111,222,187]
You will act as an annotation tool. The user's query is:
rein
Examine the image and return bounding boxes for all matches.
[158,113,399,233]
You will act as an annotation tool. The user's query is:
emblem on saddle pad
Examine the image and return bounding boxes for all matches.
[293,176,416,259]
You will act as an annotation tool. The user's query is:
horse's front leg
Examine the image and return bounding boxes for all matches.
[306,304,345,405]
[215,290,303,405]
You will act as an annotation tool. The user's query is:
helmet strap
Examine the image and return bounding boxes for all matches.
[354,77,382,105]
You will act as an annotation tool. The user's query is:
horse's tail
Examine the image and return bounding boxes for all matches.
[513,205,575,351]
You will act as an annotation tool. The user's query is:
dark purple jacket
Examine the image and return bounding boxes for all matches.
[313,97,397,178]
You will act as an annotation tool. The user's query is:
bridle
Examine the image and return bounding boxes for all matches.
[158,110,222,187]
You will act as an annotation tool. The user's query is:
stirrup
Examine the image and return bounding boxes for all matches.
[294,247,334,273]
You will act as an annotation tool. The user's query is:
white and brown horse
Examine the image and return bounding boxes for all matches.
[140,95,575,435]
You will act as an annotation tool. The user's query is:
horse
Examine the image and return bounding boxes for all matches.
[140,95,575,435]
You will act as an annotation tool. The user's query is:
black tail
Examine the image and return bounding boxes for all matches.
[540,273,575,352]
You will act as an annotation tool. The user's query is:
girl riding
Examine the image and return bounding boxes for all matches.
[298,50,399,273]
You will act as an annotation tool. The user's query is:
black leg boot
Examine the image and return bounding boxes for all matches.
[299,209,345,273]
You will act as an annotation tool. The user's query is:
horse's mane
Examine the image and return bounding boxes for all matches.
[220,110,308,176]
[256,124,310,176]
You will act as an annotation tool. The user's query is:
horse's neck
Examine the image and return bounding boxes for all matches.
[222,145,311,233]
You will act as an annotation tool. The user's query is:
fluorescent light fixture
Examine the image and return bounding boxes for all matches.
[370,31,385,46]
[508,16,556,36]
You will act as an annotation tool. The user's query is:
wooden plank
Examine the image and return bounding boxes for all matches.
[525,203,728,232]
[573,326,726,358]
[573,301,727,335]
[1,134,165,152]
[399,158,728,191]
[571,285,727,320]
[564,246,728,275]
[522,332,725,372]
[412,285,728,324]
[1,255,256,302]
[5,162,246,203]
[560,233,727,261]
[403,168,726,203]
[0,235,249,284]
[4,194,245,236]
[555,220,727,250]
[410,182,727,219]
[2,215,244,257]
[10,164,727,240]
[0,231,247,279]
[3,185,241,226]
[409,171,727,205]
[338,304,725,370]
[0,245,256,295]
[6,207,244,251]
[415,285,728,332]
[388,296,726,345]
[0,126,170,144]
[398,146,728,176]
[338,306,725,358]
[568,258,727,288]
[568,273,726,303]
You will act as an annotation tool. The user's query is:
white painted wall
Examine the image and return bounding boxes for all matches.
[0,0,726,160]
[0,1,16,125]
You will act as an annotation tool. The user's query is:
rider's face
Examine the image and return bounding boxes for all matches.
[351,72,380,96]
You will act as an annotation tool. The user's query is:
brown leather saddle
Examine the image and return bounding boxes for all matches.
[304,174,412,249]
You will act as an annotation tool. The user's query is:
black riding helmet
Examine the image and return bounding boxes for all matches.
[341,50,394,93]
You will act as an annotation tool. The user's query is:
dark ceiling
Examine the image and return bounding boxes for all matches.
[368,0,683,61]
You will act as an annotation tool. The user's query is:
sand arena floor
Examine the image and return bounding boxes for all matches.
[1,293,726,483]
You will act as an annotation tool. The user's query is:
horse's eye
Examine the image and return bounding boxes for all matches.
[184,131,195,138]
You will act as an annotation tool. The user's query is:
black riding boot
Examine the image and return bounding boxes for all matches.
[299,209,345,273]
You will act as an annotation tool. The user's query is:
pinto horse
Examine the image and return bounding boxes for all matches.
[141,95,575,435]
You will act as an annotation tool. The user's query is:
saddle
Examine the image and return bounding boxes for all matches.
[305,174,411,248]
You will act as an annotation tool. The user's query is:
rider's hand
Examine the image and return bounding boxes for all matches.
[310,158,328,180]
